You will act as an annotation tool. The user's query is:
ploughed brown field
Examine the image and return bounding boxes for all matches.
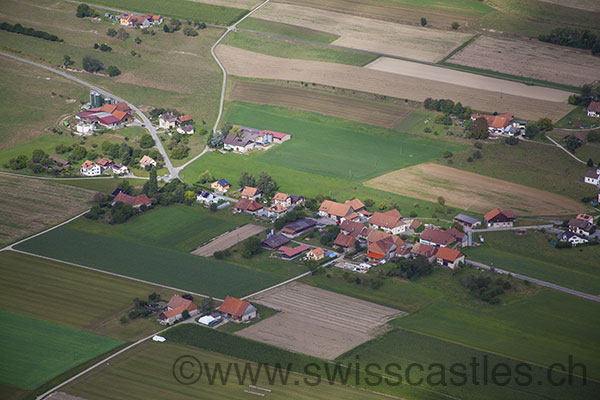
[365,163,583,216]
[238,282,405,359]
[447,35,600,87]
[253,2,472,62]
[217,45,574,120]
[228,80,416,129]
[0,174,95,246]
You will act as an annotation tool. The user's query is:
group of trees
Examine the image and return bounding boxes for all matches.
[424,98,472,121]
[0,22,62,42]
[539,27,600,56]
[460,274,513,304]
[76,4,97,19]
[386,256,434,280]
[167,133,191,160]
[241,236,262,258]
[340,270,384,290]
[238,171,279,197]
[319,225,340,247]
[82,55,121,76]
[4,149,63,173]
[568,84,595,107]
[93,43,112,52]
[106,27,129,41]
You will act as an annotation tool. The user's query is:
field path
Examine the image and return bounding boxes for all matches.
[191,224,266,256]
[545,135,586,164]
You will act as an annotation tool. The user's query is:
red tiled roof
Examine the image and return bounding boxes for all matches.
[334,233,355,248]
[96,158,113,167]
[274,192,290,202]
[435,247,464,263]
[472,113,513,129]
[340,220,365,237]
[369,209,403,229]
[218,296,251,318]
[319,200,352,218]
[261,130,290,140]
[241,186,261,197]
[366,252,385,260]
[411,242,436,257]
[234,198,263,212]
[588,101,600,113]
[279,245,310,258]
[345,198,365,211]
[178,115,192,123]
[309,247,325,257]
[113,192,151,207]
[484,208,515,222]
[420,229,456,246]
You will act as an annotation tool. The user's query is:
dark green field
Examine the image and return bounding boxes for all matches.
[0,310,122,390]
[14,206,308,298]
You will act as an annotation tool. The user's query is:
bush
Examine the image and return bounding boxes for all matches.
[183,27,198,36]
[82,55,105,73]
[99,43,112,52]
[0,22,63,42]
[443,151,453,158]
[539,27,600,55]
[107,65,121,77]
[107,28,117,37]
[213,249,231,259]
[140,134,155,148]
[241,236,262,258]
[76,4,95,18]
[451,22,459,29]
[420,17,427,26]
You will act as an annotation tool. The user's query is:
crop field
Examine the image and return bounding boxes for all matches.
[539,0,600,11]
[1,0,222,165]
[0,251,175,341]
[13,207,304,298]
[221,31,378,66]
[192,224,266,256]
[62,341,392,400]
[54,177,149,193]
[238,18,340,43]
[228,80,417,129]
[85,0,248,25]
[0,58,87,150]
[446,36,600,87]
[464,230,600,294]
[217,46,574,120]
[253,2,473,62]
[239,282,404,359]
[0,174,95,246]
[365,163,583,216]
[189,0,261,10]
[436,140,596,202]
[0,310,122,390]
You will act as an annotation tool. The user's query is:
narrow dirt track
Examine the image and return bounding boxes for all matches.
[191,224,266,256]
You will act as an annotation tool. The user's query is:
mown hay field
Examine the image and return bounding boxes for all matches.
[217,46,574,120]
[447,35,600,87]
[365,163,583,216]
[228,80,416,129]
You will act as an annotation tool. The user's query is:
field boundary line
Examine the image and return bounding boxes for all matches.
[545,135,585,164]
[7,249,224,302]
[0,170,148,181]
[241,270,312,300]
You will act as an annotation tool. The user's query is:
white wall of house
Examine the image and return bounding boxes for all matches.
[80,165,102,176]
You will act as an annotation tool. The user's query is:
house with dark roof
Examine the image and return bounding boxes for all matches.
[568,218,596,238]
[453,214,481,229]
[224,132,256,153]
[218,296,257,322]
[211,178,231,192]
[334,233,356,249]
[484,208,515,228]
[262,233,291,249]
[281,218,317,236]
[410,242,437,263]
[340,220,366,238]
[196,190,218,205]
[584,168,600,186]
[558,231,588,246]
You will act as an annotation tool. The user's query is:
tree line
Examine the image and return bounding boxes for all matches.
[0,22,62,42]
[539,27,600,56]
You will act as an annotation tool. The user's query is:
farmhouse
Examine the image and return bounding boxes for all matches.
[366,236,402,263]
[568,218,596,238]
[266,204,288,219]
[484,208,515,228]
[453,214,481,229]
[112,192,152,209]
[218,296,257,323]
[471,113,515,135]
[584,169,600,186]
[334,233,356,249]
[77,102,133,128]
[369,209,405,235]
[558,231,588,246]
[261,233,291,249]
[306,247,325,261]
[240,186,262,200]
[80,160,101,176]
[420,228,459,248]
[281,218,317,236]
[233,198,263,214]
[587,102,600,118]
[340,220,367,238]
[435,247,465,269]
[318,200,354,222]
[96,158,113,170]
[119,13,162,28]
[223,131,256,153]
[158,295,200,325]
[211,178,231,192]
[345,198,366,215]
[273,192,305,208]
[410,242,437,263]
[279,245,310,259]
[139,155,157,168]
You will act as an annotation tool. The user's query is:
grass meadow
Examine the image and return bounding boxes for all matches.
[14,205,308,298]
[222,31,377,66]
[0,310,122,390]
[463,230,600,294]
[0,251,176,341]
[238,18,340,43]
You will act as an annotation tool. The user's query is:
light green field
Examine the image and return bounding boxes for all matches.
[54,177,149,192]
[63,341,392,400]
[463,230,600,294]
[222,31,378,66]
[15,206,308,298]
[0,310,122,390]
[0,251,175,341]
[238,17,340,43]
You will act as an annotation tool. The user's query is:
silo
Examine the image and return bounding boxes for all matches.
[90,91,103,108]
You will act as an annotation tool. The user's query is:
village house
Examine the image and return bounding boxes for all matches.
[279,244,310,259]
[568,217,596,238]
[306,247,325,261]
[158,113,178,129]
[80,160,102,176]
[119,13,162,28]
[211,178,230,193]
[112,163,129,175]
[224,132,256,153]
[50,156,71,168]
[196,190,218,205]
[471,113,516,135]
[484,208,515,228]
[453,214,481,230]
[158,295,200,325]
[177,124,195,135]
[273,192,304,208]
[333,233,356,250]
[218,296,257,323]
[318,200,354,222]
[77,102,133,128]
[410,242,437,263]
[340,220,367,238]
[96,158,114,171]
[369,209,406,235]
[366,235,404,264]
[233,198,263,215]
[558,231,589,246]
[435,247,465,269]
[139,155,157,168]
[240,186,262,201]
[345,199,367,216]
[112,192,152,209]
[419,228,458,248]
[584,168,600,186]
[281,218,317,236]
[266,204,288,219]
[587,101,600,118]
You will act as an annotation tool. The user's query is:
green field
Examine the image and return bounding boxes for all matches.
[0,310,122,390]
[0,251,176,341]
[222,31,377,66]
[555,106,600,130]
[386,0,494,16]
[62,341,391,400]
[463,230,600,294]
[85,0,248,25]
[238,18,340,43]
[14,206,308,298]
[54,177,149,193]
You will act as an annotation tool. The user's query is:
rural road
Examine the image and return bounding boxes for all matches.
[469,224,554,233]
[466,260,600,303]
[545,135,585,164]
[0,52,177,180]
